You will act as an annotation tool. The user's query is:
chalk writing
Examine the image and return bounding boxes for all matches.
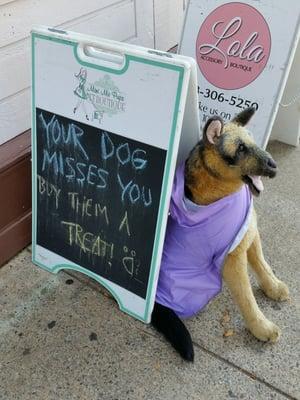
[68,192,109,224]
[36,108,166,298]
[119,211,131,236]
[42,150,109,189]
[39,112,89,160]
[61,221,114,258]
[37,175,61,209]
[60,221,143,279]
[117,173,152,207]
[40,113,152,207]
[122,247,137,277]
[100,131,147,170]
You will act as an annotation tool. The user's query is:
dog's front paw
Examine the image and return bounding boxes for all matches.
[262,280,290,302]
[248,318,281,343]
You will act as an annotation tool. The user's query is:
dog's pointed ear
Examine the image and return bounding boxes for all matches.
[203,117,223,145]
[232,107,255,126]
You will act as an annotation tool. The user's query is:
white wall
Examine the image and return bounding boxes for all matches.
[4,0,296,148]
[0,0,156,146]
[153,0,186,50]
[271,42,300,146]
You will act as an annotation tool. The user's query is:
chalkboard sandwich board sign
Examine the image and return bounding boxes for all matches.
[31,26,200,323]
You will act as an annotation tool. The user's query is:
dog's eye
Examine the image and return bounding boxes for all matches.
[238,143,246,152]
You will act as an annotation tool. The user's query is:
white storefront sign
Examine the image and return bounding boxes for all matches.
[180,0,300,147]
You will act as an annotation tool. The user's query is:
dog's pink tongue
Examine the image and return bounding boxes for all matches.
[250,175,264,192]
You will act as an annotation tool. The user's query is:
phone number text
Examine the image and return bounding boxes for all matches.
[198,87,259,110]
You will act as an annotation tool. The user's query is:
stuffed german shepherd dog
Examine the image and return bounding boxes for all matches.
[152,108,289,361]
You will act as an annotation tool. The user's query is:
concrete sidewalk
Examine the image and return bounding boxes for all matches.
[0,141,299,400]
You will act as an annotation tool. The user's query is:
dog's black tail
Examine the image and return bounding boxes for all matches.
[151,302,194,362]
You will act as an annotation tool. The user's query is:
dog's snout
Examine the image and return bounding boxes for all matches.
[267,157,277,169]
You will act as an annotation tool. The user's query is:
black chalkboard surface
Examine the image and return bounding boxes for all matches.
[36,108,166,299]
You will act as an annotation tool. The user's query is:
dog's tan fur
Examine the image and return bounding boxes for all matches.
[185,110,289,342]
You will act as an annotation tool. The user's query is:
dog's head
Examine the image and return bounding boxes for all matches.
[201,108,277,196]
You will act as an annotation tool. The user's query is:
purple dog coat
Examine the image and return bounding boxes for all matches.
[155,163,252,318]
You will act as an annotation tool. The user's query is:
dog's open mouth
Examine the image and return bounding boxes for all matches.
[243,175,264,196]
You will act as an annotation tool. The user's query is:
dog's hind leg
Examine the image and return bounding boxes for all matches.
[151,302,194,362]
[247,231,289,301]
[223,250,281,342]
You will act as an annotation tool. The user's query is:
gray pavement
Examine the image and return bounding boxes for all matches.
[0,141,299,400]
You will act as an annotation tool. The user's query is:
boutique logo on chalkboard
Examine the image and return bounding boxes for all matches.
[196,2,271,90]
[73,68,126,123]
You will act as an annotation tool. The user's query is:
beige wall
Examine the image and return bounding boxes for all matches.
[0,0,188,146]
[0,0,158,145]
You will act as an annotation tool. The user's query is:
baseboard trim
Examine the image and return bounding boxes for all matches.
[0,211,32,266]
[0,131,31,267]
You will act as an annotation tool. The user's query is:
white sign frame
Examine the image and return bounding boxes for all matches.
[31,26,199,323]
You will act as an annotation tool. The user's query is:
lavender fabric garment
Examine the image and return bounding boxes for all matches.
[155,163,252,318]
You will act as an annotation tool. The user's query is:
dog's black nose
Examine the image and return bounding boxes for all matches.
[267,158,277,169]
